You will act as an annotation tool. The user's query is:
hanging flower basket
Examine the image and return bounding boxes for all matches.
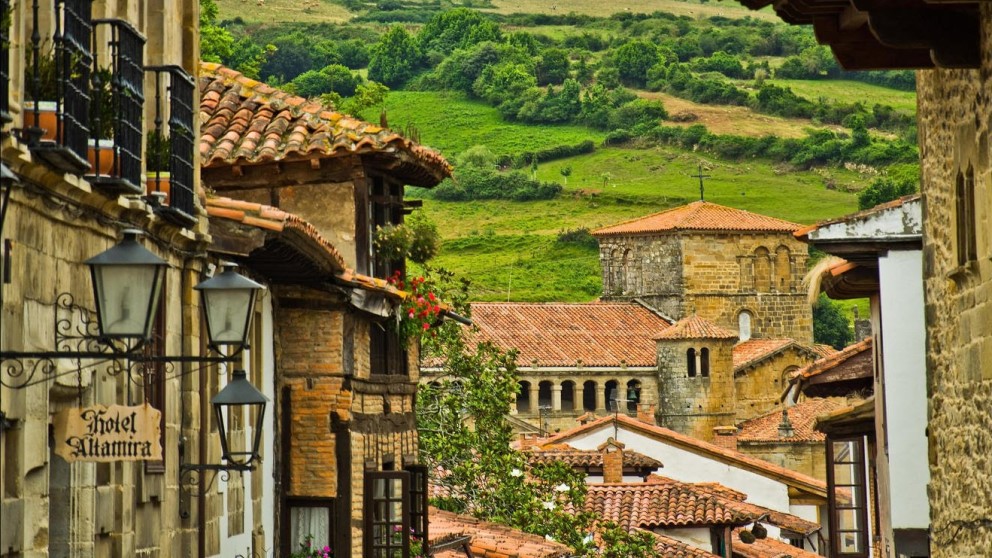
[387,271,442,344]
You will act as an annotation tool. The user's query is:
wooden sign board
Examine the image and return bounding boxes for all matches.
[53,404,163,462]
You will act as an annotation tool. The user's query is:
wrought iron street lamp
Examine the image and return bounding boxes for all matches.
[86,229,167,341]
[195,263,263,352]
[212,369,268,469]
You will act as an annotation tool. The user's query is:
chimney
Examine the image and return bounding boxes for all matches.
[637,403,657,426]
[712,426,739,451]
[778,410,795,439]
[598,437,625,483]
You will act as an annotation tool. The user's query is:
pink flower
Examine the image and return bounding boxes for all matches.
[422,322,430,330]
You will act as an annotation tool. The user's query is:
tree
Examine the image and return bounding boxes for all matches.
[536,48,571,86]
[560,166,572,185]
[857,175,917,210]
[612,40,659,87]
[199,0,234,64]
[344,81,389,118]
[418,8,502,58]
[813,293,853,349]
[368,26,423,87]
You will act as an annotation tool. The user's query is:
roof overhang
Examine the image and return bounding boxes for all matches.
[815,397,875,436]
[208,218,343,285]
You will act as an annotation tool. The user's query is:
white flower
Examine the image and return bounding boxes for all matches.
[554,483,570,493]
[510,468,523,478]
[542,501,556,510]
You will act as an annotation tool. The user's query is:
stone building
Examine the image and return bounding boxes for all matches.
[197,63,451,558]
[593,201,813,343]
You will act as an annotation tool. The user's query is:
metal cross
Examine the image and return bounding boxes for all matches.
[691,164,711,201]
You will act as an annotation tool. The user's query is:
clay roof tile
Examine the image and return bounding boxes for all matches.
[593,201,802,237]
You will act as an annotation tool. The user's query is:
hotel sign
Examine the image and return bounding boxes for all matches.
[53,404,163,462]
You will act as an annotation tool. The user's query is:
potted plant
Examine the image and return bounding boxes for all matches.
[87,67,117,176]
[145,129,171,202]
[23,44,59,141]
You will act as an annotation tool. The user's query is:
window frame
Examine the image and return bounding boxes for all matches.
[826,435,870,558]
[364,470,411,558]
[143,282,167,473]
[283,497,336,557]
[370,320,409,376]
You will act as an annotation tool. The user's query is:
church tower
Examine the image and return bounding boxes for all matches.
[592,201,813,343]
[654,315,738,441]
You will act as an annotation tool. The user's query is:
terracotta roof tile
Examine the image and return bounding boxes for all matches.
[793,338,872,381]
[731,528,823,558]
[198,62,451,186]
[583,477,761,529]
[654,315,737,341]
[428,508,572,558]
[205,196,347,271]
[593,201,802,237]
[465,302,672,367]
[687,480,820,535]
[733,339,825,373]
[527,447,664,470]
[737,398,849,443]
[641,529,721,557]
[540,414,827,498]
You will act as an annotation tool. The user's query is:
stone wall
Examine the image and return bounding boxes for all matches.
[734,349,812,422]
[737,441,826,481]
[598,235,684,318]
[917,8,992,556]
[656,338,737,441]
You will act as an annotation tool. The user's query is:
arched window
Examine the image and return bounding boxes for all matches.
[561,381,576,411]
[738,311,753,341]
[582,380,597,411]
[775,246,791,292]
[605,380,620,411]
[609,248,622,294]
[754,247,771,292]
[621,249,632,294]
[538,381,553,409]
[626,379,641,412]
[700,348,710,377]
[687,348,697,377]
[517,381,531,413]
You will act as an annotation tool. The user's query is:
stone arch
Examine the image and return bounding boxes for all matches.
[609,248,622,294]
[754,247,771,292]
[687,348,697,377]
[700,348,710,377]
[582,380,597,411]
[517,380,532,413]
[561,380,576,411]
[626,379,642,412]
[605,379,620,411]
[775,245,791,292]
[621,248,633,294]
[737,309,755,341]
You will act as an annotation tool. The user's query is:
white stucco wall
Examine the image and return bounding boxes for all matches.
[217,291,276,558]
[564,425,793,510]
[877,249,929,529]
[659,526,714,549]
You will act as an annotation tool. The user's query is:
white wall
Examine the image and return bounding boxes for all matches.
[877,249,929,529]
[217,291,276,558]
[659,527,714,549]
[566,425,792,510]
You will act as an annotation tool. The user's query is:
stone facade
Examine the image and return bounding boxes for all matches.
[656,337,737,441]
[599,231,812,343]
[736,441,826,482]
[917,8,992,556]
[734,349,810,421]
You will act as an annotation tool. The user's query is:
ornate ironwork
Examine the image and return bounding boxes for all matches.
[88,19,145,193]
[178,436,253,520]
[145,65,196,225]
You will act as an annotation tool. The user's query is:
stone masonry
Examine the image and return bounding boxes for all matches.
[917,8,992,556]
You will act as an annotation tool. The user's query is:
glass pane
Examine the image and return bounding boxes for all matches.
[390,500,403,522]
[205,289,252,344]
[837,509,862,530]
[833,461,857,485]
[832,440,855,462]
[290,507,329,552]
[839,531,865,553]
[96,265,159,336]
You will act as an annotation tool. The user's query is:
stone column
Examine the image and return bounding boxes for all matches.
[551,384,562,411]
[529,383,539,413]
[596,384,606,411]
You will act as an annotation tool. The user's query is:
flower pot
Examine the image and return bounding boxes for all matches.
[23,101,59,141]
[146,171,171,204]
[86,139,117,177]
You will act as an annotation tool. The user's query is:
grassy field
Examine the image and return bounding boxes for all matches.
[216,0,352,23]
[383,91,606,159]
[763,79,917,114]
[487,0,781,21]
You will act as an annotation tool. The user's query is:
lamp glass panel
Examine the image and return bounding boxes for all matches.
[204,289,253,345]
[94,264,162,338]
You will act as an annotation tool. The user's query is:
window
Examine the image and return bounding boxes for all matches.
[406,464,429,548]
[827,437,869,557]
[371,321,407,376]
[287,499,335,556]
[371,177,406,278]
[738,311,753,341]
[700,348,710,377]
[365,471,411,558]
[687,348,697,377]
[956,166,977,266]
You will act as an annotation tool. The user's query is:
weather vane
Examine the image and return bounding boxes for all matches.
[691,164,711,201]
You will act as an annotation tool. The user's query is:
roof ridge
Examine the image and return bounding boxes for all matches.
[593,200,803,237]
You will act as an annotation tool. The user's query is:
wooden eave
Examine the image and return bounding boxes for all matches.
[820,264,879,299]
[733,0,987,69]
[209,219,339,286]
[815,397,875,436]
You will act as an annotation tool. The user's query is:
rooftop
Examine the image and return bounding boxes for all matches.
[731,528,823,558]
[526,447,664,471]
[654,315,738,341]
[462,302,671,368]
[732,338,830,373]
[592,201,802,237]
[198,63,451,186]
[793,338,873,381]
[428,507,572,558]
[737,398,850,443]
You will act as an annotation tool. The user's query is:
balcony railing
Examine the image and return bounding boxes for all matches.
[25,0,93,173]
[88,18,145,193]
[1,0,11,124]
[145,65,196,225]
